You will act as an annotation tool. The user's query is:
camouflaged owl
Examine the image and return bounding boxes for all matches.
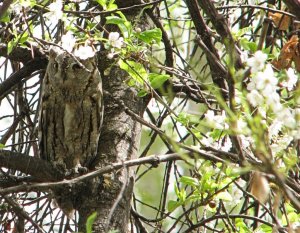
[39,47,103,216]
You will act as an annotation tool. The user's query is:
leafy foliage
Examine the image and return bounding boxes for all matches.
[0,0,299,232]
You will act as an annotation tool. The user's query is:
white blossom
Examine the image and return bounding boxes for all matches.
[221,137,232,152]
[265,92,281,111]
[246,63,282,111]
[292,128,300,139]
[135,28,142,33]
[281,68,298,91]
[255,64,277,93]
[276,108,296,128]
[45,0,63,23]
[270,135,293,154]
[61,32,76,52]
[247,64,277,94]
[108,32,124,49]
[240,50,249,63]
[74,46,95,60]
[204,110,227,129]
[269,120,282,137]
[258,106,267,118]
[247,90,263,107]
[247,50,268,73]
[107,53,115,59]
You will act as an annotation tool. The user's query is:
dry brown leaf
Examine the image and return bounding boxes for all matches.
[272,35,300,72]
[269,12,291,30]
[292,47,300,72]
[250,171,270,203]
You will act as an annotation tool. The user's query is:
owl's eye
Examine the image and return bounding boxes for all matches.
[72,63,82,70]
[52,62,58,70]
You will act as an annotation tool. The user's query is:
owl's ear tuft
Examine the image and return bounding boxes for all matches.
[49,47,57,59]
[48,46,64,59]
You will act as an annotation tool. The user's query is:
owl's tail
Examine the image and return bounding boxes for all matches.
[51,189,76,219]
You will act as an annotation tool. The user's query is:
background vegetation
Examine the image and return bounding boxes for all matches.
[0,0,299,232]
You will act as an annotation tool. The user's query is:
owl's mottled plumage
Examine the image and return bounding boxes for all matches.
[39,47,103,217]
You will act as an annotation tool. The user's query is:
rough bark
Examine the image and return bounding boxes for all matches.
[76,2,149,231]
[77,66,144,232]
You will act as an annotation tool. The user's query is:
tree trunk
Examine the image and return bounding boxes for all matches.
[77,65,144,232]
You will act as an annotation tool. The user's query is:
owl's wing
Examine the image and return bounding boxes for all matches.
[38,74,51,162]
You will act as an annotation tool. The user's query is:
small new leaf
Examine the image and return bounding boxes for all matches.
[167,200,181,212]
[180,176,199,187]
[137,28,162,44]
[106,13,131,37]
[86,212,97,233]
[95,0,117,10]
[149,73,170,89]
[119,60,148,85]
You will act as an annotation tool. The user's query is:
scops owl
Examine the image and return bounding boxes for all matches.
[39,47,103,217]
[39,46,103,174]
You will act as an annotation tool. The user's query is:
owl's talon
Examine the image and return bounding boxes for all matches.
[67,165,88,176]
[78,166,88,174]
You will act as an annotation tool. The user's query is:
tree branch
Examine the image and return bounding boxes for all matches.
[2,195,46,233]
[0,153,181,195]
[198,0,243,69]
[0,150,63,181]
[0,44,44,63]
[0,57,47,101]
[184,0,228,93]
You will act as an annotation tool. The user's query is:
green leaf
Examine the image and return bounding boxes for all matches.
[19,31,29,44]
[149,73,170,89]
[240,38,257,52]
[287,212,299,223]
[106,16,126,25]
[95,0,107,8]
[176,112,189,126]
[0,144,5,149]
[86,212,97,233]
[180,176,199,187]
[256,224,273,233]
[0,12,10,23]
[137,28,162,44]
[232,26,253,40]
[235,218,251,233]
[106,14,131,37]
[180,189,186,202]
[167,200,181,212]
[107,0,117,10]
[174,183,180,197]
[7,40,16,55]
[137,89,148,97]
[210,129,223,140]
[119,60,148,84]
